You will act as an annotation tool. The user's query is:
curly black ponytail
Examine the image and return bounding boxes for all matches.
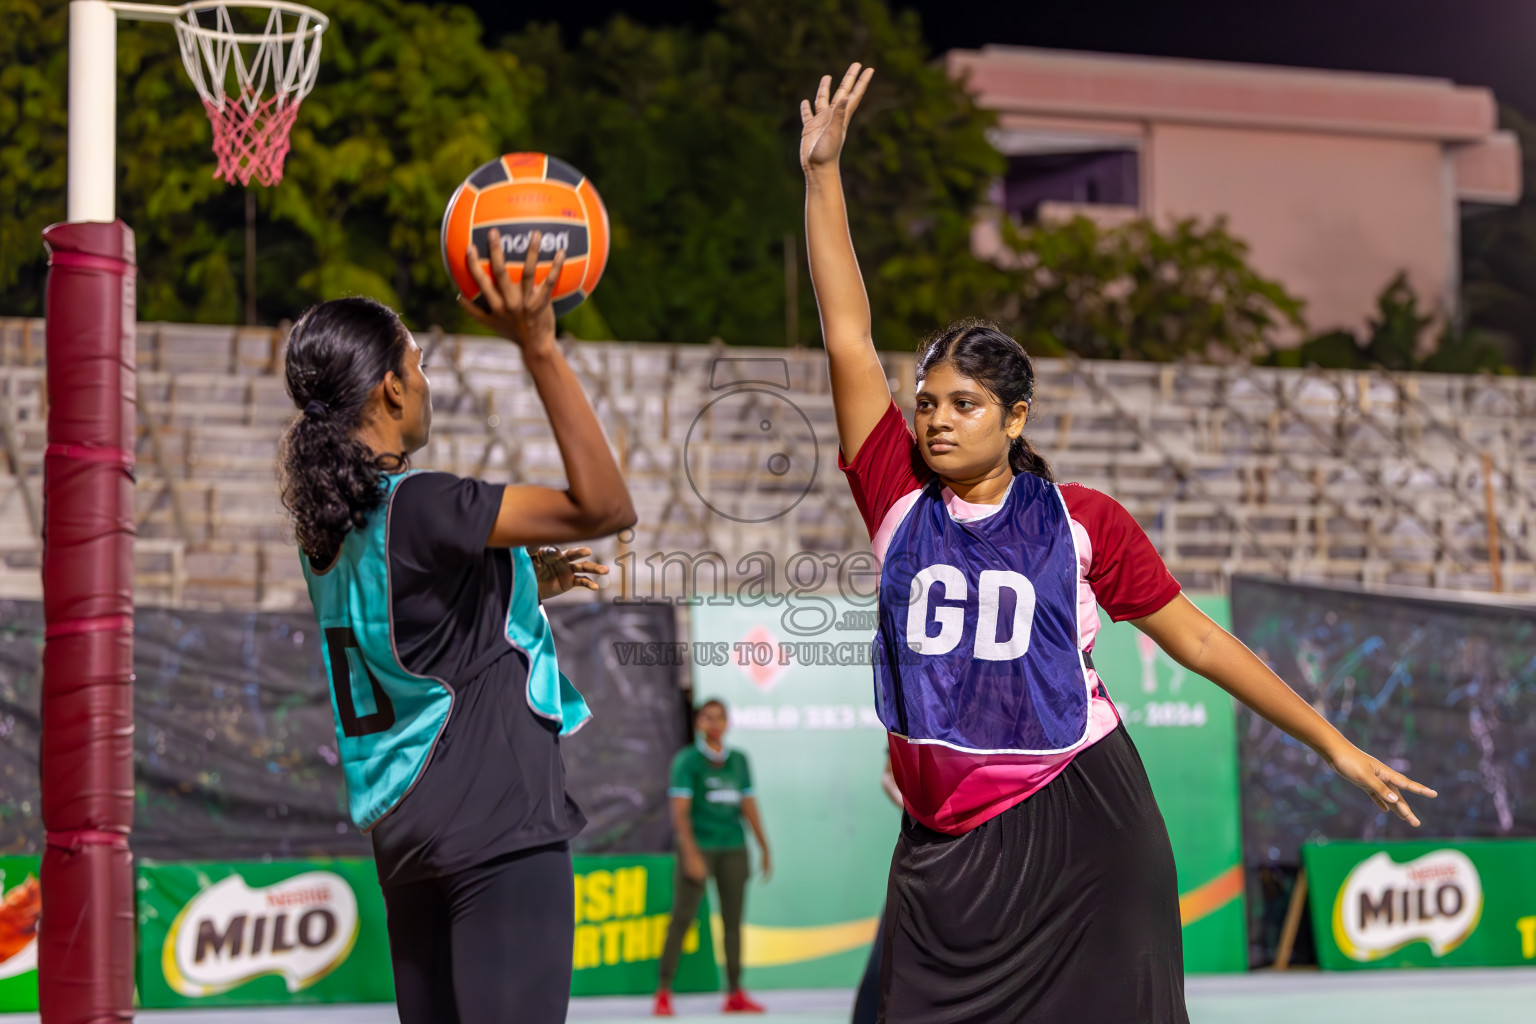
[279,297,411,567]
[917,319,1055,482]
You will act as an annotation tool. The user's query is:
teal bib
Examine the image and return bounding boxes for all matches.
[301,472,591,830]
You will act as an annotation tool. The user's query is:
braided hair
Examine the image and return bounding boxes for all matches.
[278,297,411,566]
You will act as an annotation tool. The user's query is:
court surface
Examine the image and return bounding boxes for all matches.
[3,967,1534,1023]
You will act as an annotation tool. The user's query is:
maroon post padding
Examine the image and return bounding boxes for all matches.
[39,221,138,1024]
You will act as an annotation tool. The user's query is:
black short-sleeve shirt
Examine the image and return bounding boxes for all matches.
[368,471,586,886]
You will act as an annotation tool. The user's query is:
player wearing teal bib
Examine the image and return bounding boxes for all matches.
[278,231,635,1024]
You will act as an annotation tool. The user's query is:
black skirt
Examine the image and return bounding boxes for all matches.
[879,724,1189,1024]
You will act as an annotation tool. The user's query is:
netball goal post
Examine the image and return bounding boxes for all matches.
[44,5,323,1022]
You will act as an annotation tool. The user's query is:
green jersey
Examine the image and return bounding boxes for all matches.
[668,743,754,850]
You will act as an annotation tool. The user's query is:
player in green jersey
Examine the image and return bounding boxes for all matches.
[654,700,771,1016]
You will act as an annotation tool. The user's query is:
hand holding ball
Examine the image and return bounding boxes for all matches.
[441,153,610,316]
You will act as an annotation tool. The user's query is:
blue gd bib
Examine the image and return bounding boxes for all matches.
[872,474,1090,753]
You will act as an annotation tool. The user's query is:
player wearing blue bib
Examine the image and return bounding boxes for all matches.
[278,231,635,1024]
[801,64,1438,1023]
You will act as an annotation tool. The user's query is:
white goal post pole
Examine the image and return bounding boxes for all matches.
[66,1,118,222]
[67,2,189,222]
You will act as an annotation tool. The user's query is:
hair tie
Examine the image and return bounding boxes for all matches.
[304,399,330,420]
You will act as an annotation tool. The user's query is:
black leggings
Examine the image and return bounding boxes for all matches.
[383,842,574,1024]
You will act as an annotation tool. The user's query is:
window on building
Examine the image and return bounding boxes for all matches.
[1003,150,1139,222]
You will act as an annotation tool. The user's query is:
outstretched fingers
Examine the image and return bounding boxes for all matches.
[1379,766,1439,799]
[845,66,875,119]
[464,241,501,313]
[830,63,864,107]
[805,65,874,134]
[569,556,608,590]
[537,248,568,305]
[1369,771,1421,827]
[519,230,543,304]
[488,227,514,304]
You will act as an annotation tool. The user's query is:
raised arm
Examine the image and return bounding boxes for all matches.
[1133,595,1438,826]
[801,64,891,462]
[461,229,637,547]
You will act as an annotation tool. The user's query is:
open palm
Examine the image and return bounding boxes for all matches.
[461,227,567,351]
[800,63,874,171]
[529,545,608,600]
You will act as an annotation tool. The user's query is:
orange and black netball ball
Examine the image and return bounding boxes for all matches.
[440,153,610,316]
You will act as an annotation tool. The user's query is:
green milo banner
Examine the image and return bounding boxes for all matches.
[134,854,714,1006]
[136,858,394,1008]
[1303,839,1536,969]
[0,857,40,1012]
[572,854,718,995]
[689,593,1245,989]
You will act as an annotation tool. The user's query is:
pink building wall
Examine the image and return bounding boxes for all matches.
[1148,124,1452,334]
[948,47,1522,338]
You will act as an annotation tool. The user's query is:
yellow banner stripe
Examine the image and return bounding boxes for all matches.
[1179,864,1245,926]
[713,914,881,968]
[712,866,1244,968]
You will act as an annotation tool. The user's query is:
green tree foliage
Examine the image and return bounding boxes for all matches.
[507,0,1006,346]
[717,0,1007,349]
[116,6,250,323]
[272,0,537,327]
[504,18,794,346]
[1273,272,1429,372]
[1459,107,1536,375]
[1266,271,1506,374]
[4,0,1442,371]
[994,214,1305,361]
[0,0,536,327]
[0,1,68,313]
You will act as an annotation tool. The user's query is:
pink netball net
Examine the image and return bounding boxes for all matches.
[173,2,327,186]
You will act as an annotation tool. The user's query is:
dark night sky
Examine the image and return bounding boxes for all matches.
[469,0,1536,119]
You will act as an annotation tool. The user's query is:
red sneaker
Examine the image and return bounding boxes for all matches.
[723,989,766,1013]
[653,990,675,1017]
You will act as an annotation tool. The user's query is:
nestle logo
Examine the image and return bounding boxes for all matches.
[264,886,332,908]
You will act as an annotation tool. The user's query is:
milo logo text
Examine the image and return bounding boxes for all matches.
[163,871,359,996]
[1332,850,1483,961]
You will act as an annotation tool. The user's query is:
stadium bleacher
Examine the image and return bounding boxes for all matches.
[1,316,1532,608]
